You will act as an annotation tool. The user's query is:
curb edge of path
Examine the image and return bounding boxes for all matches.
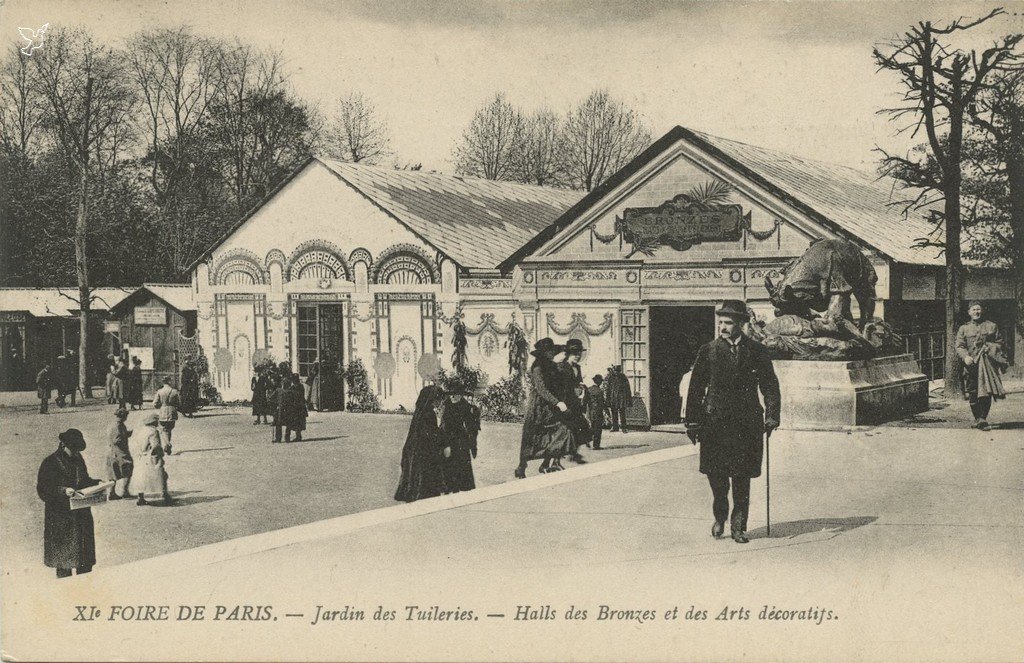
[92,444,699,580]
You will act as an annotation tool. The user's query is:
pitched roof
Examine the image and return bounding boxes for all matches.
[109,284,196,314]
[501,126,954,270]
[317,158,581,269]
[0,287,133,317]
[688,130,944,265]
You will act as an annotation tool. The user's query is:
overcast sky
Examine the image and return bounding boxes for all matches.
[3,0,1022,173]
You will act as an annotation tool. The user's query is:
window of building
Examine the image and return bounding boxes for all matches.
[619,308,648,397]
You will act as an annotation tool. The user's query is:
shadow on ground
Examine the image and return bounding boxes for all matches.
[748,515,877,540]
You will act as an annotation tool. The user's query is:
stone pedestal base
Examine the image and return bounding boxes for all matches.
[773,354,928,428]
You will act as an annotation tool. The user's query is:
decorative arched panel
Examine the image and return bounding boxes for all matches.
[264,248,287,270]
[372,244,438,285]
[211,248,265,286]
[348,248,373,270]
[286,240,350,283]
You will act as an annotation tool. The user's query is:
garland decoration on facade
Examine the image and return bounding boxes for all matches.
[546,312,614,336]
[435,302,464,326]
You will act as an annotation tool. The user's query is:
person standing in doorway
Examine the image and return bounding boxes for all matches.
[608,365,632,433]
[587,375,607,450]
[685,300,780,544]
[36,428,101,578]
[955,301,1008,431]
[305,362,320,412]
[36,361,53,414]
[152,376,180,454]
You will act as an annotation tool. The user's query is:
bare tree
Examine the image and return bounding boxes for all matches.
[206,41,317,211]
[968,70,1024,340]
[513,108,565,186]
[563,89,650,192]
[325,91,391,164]
[453,92,523,180]
[126,26,224,272]
[874,8,1022,396]
[0,45,46,162]
[31,28,137,396]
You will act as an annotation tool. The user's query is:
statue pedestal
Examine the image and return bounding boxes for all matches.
[773,354,928,429]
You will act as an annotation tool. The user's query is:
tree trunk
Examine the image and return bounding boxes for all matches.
[943,190,964,398]
[1006,158,1024,340]
[76,167,92,398]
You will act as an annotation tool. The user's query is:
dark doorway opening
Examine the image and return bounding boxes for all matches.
[649,306,714,425]
[296,303,345,411]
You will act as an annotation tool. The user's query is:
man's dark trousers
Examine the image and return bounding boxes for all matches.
[610,406,628,432]
[708,474,750,532]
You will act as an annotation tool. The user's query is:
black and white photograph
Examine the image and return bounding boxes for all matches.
[0,1,1022,660]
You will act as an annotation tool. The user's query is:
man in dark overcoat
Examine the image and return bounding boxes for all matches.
[36,361,52,414]
[607,365,632,433]
[685,300,781,544]
[37,429,101,577]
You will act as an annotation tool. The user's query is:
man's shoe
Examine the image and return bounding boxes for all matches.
[978,420,991,431]
[731,531,750,544]
[711,521,725,539]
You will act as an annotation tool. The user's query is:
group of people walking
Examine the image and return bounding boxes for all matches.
[251,362,309,442]
[35,352,80,413]
[394,380,481,502]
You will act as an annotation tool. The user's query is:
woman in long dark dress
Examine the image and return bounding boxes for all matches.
[251,367,270,425]
[127,357,144,410]
[515,338,573,478]
[395,385,447,502]
[440,380,480,493]
[179,362,199,418]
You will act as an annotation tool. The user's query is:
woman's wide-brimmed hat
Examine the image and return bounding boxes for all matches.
[715,300,751,321]
[531,337,565,357]
[142,412,160,426]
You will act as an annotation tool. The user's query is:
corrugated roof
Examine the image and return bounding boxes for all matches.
[502,126,961,270]
[317,158,581,269]
[688,130,948,266]
[0,287,133,317]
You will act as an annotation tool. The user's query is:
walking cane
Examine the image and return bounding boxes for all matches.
[765,429,772,537]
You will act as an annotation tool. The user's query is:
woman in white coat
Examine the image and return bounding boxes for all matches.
[129,412,172,506]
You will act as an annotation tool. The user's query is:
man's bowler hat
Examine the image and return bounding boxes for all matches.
[715,300,751,320]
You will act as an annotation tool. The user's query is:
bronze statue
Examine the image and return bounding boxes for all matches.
[756,238,900,360]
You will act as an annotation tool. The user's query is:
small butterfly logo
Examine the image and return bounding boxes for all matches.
[18,23,49,56]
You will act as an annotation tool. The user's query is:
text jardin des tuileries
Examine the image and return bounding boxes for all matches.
[73,604,838,626]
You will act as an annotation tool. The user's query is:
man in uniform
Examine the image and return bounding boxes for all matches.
[685,300,780,544]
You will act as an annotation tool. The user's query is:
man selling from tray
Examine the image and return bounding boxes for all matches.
[36,428,102,578]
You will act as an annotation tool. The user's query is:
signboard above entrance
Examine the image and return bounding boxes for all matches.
[619,196,744,254]
[134,306,166,325]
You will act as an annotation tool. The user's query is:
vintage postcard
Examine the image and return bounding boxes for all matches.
[1,0,1022,661]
